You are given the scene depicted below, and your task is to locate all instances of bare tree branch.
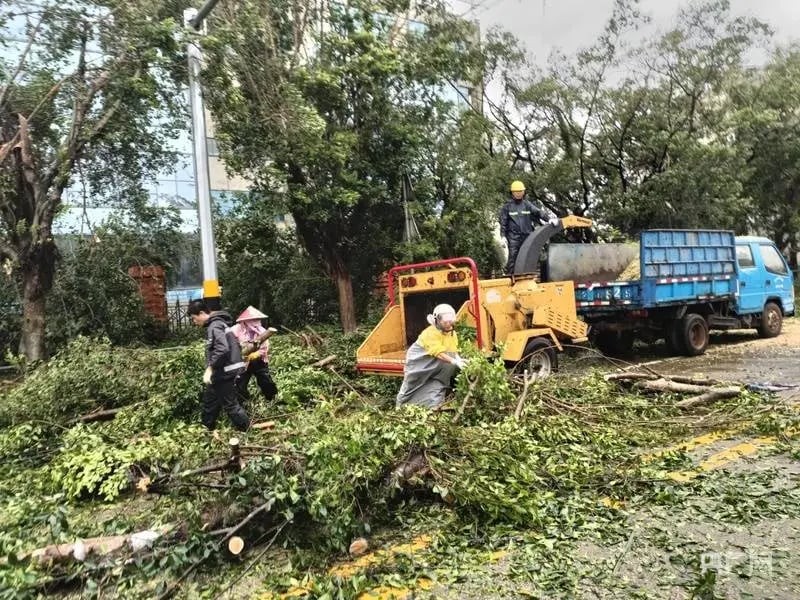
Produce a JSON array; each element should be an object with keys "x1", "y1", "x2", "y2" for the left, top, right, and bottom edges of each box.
[{"x1": 0, "y1": 13, "x2": 45, "y2": 108}]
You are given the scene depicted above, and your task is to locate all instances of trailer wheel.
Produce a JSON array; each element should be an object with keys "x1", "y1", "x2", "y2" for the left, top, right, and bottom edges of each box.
[
  {"x1": 679, "y1": 313, "x2": 709, "y2": 356},
  {"x1": 757, "y1": 302, "x2": 782, "y2": 338},
  {"x1": 593, "y1": 331, "x2": 635, "y2": 356},
  {"x1": 516, "y1": 338, "x2": 558, "y2": 379}
]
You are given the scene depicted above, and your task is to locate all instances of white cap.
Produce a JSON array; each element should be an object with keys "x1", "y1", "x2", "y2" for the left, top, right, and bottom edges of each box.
[
  {"x1": 433, "y1": 303, "x2": 456, "y2": 318},
  {"x1": 427, "y1": 303, "x2": 456, "y2": 326}
]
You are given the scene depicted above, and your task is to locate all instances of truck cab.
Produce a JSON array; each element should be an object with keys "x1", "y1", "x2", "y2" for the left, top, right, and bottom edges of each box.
[{"x1": 734, "y1": 236, "x2": 795, "y2": 323}]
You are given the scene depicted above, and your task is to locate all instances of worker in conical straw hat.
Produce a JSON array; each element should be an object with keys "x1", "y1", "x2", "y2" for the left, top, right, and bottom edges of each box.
[
  {"x1": 230, "y1": 306, "x2": 279, "y2": 407},
  {"x1": 396, "y1": 303, "x2": 468, "y2": 409}
]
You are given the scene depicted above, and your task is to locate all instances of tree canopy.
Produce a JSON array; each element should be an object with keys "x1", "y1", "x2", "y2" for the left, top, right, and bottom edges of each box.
[{"x1": 0, "y1": 0, "x2": 186, "y2": 359}]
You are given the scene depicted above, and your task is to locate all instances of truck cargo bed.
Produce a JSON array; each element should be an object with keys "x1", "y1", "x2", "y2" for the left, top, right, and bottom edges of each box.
[{"x1": 574, "y1": 230, "x2": 737, "y2": 313}]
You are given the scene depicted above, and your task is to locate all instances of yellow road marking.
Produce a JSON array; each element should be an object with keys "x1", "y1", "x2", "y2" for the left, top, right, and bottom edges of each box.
[
  {"x1": 329, "y1": 535, "x2": 432, "y2": 578},
  {"x1": 357, "y1": 578, "x2": 433, "y2": 600},
  {"x1": 272, "y1": 535, "x2": 433, "y2": 598},
  {"x1": 667, "y1": 436, "x2": 777, "y2": 482},
  {"x1": 641, "y1": 429, "x2": 741, "y2": 463},
  {"x1": 487, "y1": 549, "x2": 508, "y2": 562}
]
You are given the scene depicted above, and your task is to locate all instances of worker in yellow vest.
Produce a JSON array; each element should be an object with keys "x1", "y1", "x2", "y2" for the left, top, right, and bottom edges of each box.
[{"x1": 396, "y1": 303, "x2": 467, "y2": 409}]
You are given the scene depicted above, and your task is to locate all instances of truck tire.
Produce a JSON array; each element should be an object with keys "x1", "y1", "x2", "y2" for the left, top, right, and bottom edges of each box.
[
  {"x1": 517, "y1": 337, "x2": 558, "y2": 379},
  {"x1": 679, "y1": 313, "x2": 709, "y2": 356},
  {"x1": 664, "y1": 321, "x2": 684, "y2": 355},
  {"x1": 593, "y1": 331, "x2": 635, "y2": 356},
  {"x1": 757, "y1": 302, "x2": 782, "y2": 338}
]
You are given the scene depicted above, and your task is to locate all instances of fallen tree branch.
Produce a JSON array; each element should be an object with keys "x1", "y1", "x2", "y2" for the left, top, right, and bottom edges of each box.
[
  {"x1": 675, "y1": 387, "x2": 742, "y2": 410},
  {"x1": 69, "y1": 401, "x2": 146, "y2": 425},
  {"x1": 310, "y1": 355, "x2": 337, "y2": 368},
  {"x1": 452, "y1": 375, "x2": 479, "y2": 424},
  {"x1": 304, "y1": 325, "x2": 325, "y2": 345},
  {"x1": 70, "y1": 407, "x2": 125, "y2": 424},
  {"x1": 607, "y1": 371, "x2": 727, "y2": 388},
  {"x1": 149, "y1": 440, "x2": 244, "y2": 493},
  {"x1": 668, "y1": 375, "x2": 724, "y2": 387},
  {"x1": 514, "y1": 369, "x2": 536, "y2": 420},
  {"x1": 635, "y1": 378, "x2": 710, "y2": 394},
  {"x1": 16, "y1": 525, "x2": 174, "y2": 565},
  {"x1": 158, "y1": 500, "x2": 277, "y2": 600},
  {"x1": 211, "y1": 520, "x2": 290, "y2": 600},
  {"x1": 389, "y1": 452, "x2": 429, "y2": 484},
  {"x1": 604, "y1": 372, "x2": 657, "y2": 382}
]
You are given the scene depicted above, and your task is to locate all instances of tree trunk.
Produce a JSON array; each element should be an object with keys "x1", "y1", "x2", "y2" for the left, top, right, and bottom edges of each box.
[
  {"x1": 19, "y1": 238, "x2": 57, "y2": 362},
  {"x1": 333, "y1": 268, "x2": 357, "y2": 334},
  {"x1": 20, "y1": 273, "x2": 47, "y2": 361}
]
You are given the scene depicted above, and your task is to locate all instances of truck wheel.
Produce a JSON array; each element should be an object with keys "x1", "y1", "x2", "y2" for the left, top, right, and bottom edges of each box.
[
  {"x1": 679, "y1": 314, "x2": 709, "y2": 356},
  {"x1": 757, "y1": 302, "x2": 782, "y2": 338},
  {"x1": 593, "y1": 331, "x2": 635, "y2": 356},
  {"x1": 664, "y1": 322, "x2": 684, "y2": 355},
  {"x1": 517, "y1": 338, "x2": 558, "y2": 379}
]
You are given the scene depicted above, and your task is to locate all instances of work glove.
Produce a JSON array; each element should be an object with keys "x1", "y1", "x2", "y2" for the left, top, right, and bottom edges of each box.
[
  {"x1": 548, "y1": 217, "x2": 560, "y2": 227},
  {"x1": 247, "y1": 351, "x2": 261, "y2": 362},
  {"x1": 202, "y1": 366, "x2": 212, "y2": 385},
  {"x1": 453, "y1": 356, "x2": 468, "y2": 370}
]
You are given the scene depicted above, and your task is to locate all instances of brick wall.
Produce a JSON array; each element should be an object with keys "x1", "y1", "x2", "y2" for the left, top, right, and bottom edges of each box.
[{"x1": 128, "y1": 265, "x2": 167, "y2": 322}]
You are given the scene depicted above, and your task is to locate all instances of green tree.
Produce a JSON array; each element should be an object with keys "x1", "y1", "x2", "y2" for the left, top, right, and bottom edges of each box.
[
  {"x1": 733, "y1": 47, "x2": 800, "y2": 266},
  {"x1": 214, "y1": 197, "x2": 339, "y2": 327},
  {"x1": 202, "y1": 0, "x2": 485, "y2": 333},
  {"x1": 0, "y1": 0, "x2": 185, "y2": 360},
  {"x1": 593, "y1": 0, "x2": 768, "y2": 232},
  {"x1": 412, "y1": 111, "x2": 508, "y2": 275},
  {"x1": 484, "y1": 0, "x2": 770, "y2": 235}
]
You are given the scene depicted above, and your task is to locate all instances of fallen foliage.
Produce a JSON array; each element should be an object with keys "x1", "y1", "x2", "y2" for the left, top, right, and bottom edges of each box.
[{"x1": 0, "y1": 330, "x2": 797, "y2": 599}]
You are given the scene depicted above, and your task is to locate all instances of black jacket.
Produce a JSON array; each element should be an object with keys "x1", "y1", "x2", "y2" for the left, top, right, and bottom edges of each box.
[
  {"x1": 204, "y1": 311, "x2": 245, "y2": 381},
  {"x1": 499, "y1": 198, "x2": 547, "y2": 239}
]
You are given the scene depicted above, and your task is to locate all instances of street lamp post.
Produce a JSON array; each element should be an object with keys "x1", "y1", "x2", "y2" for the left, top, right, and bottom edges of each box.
[{"x1": 184, "y1": 0, "x2": 222, "y2": 310}]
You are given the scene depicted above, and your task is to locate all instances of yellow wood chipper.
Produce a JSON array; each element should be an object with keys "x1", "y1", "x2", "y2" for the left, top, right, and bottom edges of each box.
[{"x1": 356, "y1": 216, "x2": 594, "y2": 376}]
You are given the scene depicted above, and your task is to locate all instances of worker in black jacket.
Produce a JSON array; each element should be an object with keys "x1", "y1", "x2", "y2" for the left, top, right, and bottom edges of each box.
[
  {"x1": 188, "y1": 300, "x2": 249, "y2": 431},
  {"x1": 499, "y1": 180, "x2": 559, "y2": 274}
]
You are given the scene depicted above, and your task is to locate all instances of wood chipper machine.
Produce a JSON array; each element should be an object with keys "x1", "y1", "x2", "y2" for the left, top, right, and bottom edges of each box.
[{"x1": 356, "y1": 216, "x2": 594, "y2": 377}]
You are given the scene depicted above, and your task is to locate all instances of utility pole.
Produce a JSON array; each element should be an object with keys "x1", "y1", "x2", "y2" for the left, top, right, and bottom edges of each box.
[{"x1": 184, "y1": 0, "x2": 222, "y2": 310}]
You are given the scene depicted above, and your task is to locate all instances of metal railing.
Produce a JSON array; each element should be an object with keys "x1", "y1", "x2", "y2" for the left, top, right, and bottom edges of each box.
[{"x1": 167, "y1": 300, "x2": 193, "y2": 331}]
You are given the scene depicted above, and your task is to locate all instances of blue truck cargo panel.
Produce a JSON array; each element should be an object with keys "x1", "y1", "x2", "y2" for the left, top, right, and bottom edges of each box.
[{"x1": 575, "y1": 229, "x2": 737, "y2": 311}]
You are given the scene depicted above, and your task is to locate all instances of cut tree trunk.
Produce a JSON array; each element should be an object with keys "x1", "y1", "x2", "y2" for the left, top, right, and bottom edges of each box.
[{"x1": 333, "y1": 268, "x2": 357, "y2": 334}]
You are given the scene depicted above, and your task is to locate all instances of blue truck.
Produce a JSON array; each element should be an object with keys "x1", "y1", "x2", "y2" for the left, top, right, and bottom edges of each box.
[{"x1": 546, "y1": 229, "x2": 795, "y2": 356}]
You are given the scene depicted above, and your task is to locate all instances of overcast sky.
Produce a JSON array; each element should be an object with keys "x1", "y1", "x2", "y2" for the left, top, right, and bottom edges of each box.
[{"x1": 449, "y1": 0, "x2": 800, "y2": 64}]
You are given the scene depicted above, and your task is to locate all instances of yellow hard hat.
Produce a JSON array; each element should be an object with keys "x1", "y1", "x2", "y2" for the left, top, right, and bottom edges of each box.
[{"x1": 510, "y1": 180, "x2": 526, "y2": 193}]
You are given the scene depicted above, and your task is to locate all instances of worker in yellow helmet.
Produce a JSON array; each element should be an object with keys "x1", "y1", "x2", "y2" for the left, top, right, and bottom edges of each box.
[{"x1": 499, "y1": 180, "x2": 558, "y2": 274}]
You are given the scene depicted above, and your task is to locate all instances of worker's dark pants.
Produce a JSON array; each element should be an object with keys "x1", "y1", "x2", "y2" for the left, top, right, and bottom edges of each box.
[
  {"x1": 202, "y1": 378, "x2": 250, "y2": 431},
  {"x1": 505, "y1": 236, "x2": 525, "y2": 275},
  {"x1": 236, "y1": 360, "x2": 278, "y2": 406}
]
